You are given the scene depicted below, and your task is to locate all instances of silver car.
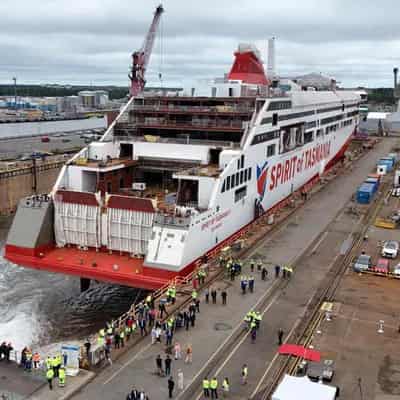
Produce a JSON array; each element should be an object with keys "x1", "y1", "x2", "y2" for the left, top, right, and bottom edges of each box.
[
  {"x1": 353, "y1": 254, "x2": 372, "y2": 272},
  {"x1": 381, "y1": 240, "x2": 399, "y2": 259}
]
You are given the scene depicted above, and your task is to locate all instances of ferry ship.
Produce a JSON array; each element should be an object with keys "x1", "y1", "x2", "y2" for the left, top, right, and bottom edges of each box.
[{"x1": 4, "y1": 44, "x2": 361, "y2": 290}]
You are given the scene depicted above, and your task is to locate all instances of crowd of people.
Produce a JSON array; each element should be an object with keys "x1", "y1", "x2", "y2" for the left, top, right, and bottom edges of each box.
[
  {"x1": 0, "y1": 342, "x2": 13, "y2": 362},
  {"x1": 91, "y1": 256, "x2": 288, "y2": 398}
]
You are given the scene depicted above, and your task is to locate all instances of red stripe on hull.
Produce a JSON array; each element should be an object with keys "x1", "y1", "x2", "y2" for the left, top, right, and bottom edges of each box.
[{"x1": 4, "y1": 137, "x2": 351, "y2": 290}]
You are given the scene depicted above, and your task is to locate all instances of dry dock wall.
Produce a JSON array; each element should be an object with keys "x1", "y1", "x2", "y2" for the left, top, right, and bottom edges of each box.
[{"x1": 0, "y1": 161, "x2": 64, "y2": 215}]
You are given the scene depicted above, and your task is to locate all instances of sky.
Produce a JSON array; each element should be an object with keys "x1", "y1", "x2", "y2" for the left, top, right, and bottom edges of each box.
[{"x1": 0, "y1": 0, "x2": 399, "y2": 88}]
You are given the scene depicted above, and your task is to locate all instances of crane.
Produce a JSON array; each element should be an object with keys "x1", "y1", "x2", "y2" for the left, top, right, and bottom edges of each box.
[{"x1": 129, "y1": 4, "x2": 164, "y2": 97}]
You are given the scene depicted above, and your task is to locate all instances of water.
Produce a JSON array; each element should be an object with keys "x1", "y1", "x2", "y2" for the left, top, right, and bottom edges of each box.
[
  {"x1": 0, "y1": 217, "x2": 142, "y2": 352},
  {"x1": 0, "y1": 117, "x2": 106, "y2": 140}
]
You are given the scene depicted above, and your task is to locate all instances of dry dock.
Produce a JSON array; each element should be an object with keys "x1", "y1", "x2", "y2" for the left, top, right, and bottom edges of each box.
[{"x1": 3, "y1": 137, "x2": 398, "y2": 400}]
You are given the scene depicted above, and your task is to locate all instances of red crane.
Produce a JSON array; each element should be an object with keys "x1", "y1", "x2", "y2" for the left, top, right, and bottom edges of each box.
[{"x1": 129, "y1": 4, "x2": 164, "y2": 97}]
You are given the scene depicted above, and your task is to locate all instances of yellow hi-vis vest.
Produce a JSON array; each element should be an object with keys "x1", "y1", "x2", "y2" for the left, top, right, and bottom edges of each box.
[
  {"x1": 46, "y1": 369, "x2": 54, "y2": 380},
  {"x1": 203, "y1": 379, "x2": 210, "y2": 389},
  {"x1": 210, "y1": 379, "x2": 218, "y2": 389}
]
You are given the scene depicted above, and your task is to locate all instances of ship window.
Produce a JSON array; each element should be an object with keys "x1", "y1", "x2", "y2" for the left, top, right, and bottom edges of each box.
[
  {"x1": 240, "y1": 155, "x2": 245, "y2": 169},
  {"x1": 316, "y1": 129, "x2": 323, "y2": 137},
  {"x1": 261, "y1": 117, "x2": 272, "y2": 125},
  {"x1": 244, "y1": 169, "x2": 248, "y2": 181},
  {"x1": 272, "y1": 113, "x2": 278, "y2": 126},
  {"x1": 211, "y1": 87, "x2": 217, "y2": 97},
  {"x1": 237, "y1": 159, "x2": 240, "y2": 169},
  {"x1": 267, "y1": 144, "x2": 276, "y2": 157},
  {"x1": 231, "y1": 174, "x2": 236, "y2": 188},
  {"x1": 119, "y1": 177, "x2": 124, "y2": 189},
  {"x1": 240, "y1": 170, "x2": 244, "y2": 184},
  {"x1": 221, "y1": 180, "x2": 226, "y2": 193},
  {"x1": 229, "y1": 87, "x2": 234, "y2": 97},
  {"x1": 235, "y1": 186, "x2": 247, "y2": 203},
  {"x1": 247, "y1": 167, "x2": 252, "y2": 181},
  {"x1": 107, "y1": 182, "x2": 112, "y2": 193},
  {"x1": 236, "y1": 172, "x2": 240, "y2": 186},
  {"x1": 226, "y1": 176, "x2": 231, "y2": 190},
  {"x1": 304, "y1": 131, "x2": 314, "y2": 144}
]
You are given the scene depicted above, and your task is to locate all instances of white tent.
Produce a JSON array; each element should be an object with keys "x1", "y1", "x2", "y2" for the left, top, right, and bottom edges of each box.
[{"x1": 272, "y1": 375, "x2": 337, "y2": 400}]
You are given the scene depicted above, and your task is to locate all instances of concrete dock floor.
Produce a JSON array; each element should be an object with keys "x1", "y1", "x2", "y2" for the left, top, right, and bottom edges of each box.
[{"x1": 2, "y1": 137, "x2": 398, "y2": 400}]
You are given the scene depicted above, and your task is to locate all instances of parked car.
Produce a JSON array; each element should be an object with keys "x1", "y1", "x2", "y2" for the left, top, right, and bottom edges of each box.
[
  {"x1": 373, "y1": 258, "x2": 390, "y2": 273},
  {"x1": 353, "y1": 254, "x2": 372, "y2": 272},
  {"x1": 393, "y1": 263, "x2": 400, "y2": 276},
  {"x1": 381, "y1": 240, "x2": 399, "y2": 258}
]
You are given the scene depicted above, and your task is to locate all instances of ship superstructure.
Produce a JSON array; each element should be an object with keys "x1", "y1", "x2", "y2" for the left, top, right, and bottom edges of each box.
[{"x1": 5, "y1": 40, "x2": 361, "y2": 289}]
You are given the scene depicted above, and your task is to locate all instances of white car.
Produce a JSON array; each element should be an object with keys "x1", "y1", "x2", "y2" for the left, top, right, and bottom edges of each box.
[
  {"x1": 393, "y1": 263, "x2": 400, "y2": 276},
  {"x1": 381, "y1": 240, "x2": 400, "y2": 259}
]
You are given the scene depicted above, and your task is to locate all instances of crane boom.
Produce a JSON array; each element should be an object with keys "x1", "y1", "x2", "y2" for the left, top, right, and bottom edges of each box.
[{"x1": 129, "y1": 4, "x2": 164, "y2": 97}]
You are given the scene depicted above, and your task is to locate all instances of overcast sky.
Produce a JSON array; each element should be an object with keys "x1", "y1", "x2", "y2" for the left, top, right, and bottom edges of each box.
[{"x1": 0, "y1": 0, "x2": 399, "y2": 88}]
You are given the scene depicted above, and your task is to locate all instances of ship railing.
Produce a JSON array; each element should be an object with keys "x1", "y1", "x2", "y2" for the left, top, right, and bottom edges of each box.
[
  {"x1": 131, "y1": 105, "x2": 254, "y2": 113},
  {"x1": 112, "y1": 135, "x2": 240, "y2": 148},
  {"x1": 134, "y1": 119, "x2": 245, "y2": 129}
]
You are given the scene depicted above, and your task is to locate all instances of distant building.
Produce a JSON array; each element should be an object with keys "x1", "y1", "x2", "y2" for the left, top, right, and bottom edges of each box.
[{"x1": 78, "y1": 90, "x2": 109, "y2": 109}]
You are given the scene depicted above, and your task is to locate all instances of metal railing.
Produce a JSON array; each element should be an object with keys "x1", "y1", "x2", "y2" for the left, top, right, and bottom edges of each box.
[
  {"x1": 112, "y1": 135, "x2": 240, "y2": 148},
  {"x1": 131, "y1": 105, "x2": 254, "y2": 114}
]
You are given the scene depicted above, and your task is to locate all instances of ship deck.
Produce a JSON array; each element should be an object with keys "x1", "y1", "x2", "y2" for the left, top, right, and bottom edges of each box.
[{"x1": 5, "y1": 246, "x2": 170, "y2": 290}]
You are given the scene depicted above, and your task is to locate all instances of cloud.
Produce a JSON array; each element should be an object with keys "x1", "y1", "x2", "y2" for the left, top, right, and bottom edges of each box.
[{"x1": 0, "y1": 0, "x2": 398, "y2": 87}]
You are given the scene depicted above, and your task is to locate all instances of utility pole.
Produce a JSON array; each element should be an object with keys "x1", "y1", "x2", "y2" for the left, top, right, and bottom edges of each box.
[{"x1": 13, "y1": 77, "x2": 17, "y2": 109}]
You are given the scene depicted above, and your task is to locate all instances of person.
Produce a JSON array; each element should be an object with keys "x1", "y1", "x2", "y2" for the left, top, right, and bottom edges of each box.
[
  {"x1": 84, "y1": 338, "x2": 91, "y2": 359},
  {"x1": 287, "y1": 265, "x2": 293, "y2": 279},
  {"x1": 174, "y1": 342, "x2": 181, "y2": 360},
  {"x1": 171, "y1": 286, "x2": 177, "y2": 305},
  {"x1": 156, "y1": 354, "x2": 163, "y2": 376},
  {"x1": 211, "y1": 288, "x2": 217, "y2": 304},
  {"x1": 205, "y1": 288, "x2": 210, "y2": 304},
  {"x1": 222, "y1": 377, "x2": 230, "y2": 397},
  {"x1": 105, "y1": 345, "x2": 112, "y2": 366},
  {"x1": 114, "y1": 331, "x2": 121, "y2": 349},
  {"x1": 250, "y1": 259, "x2": 255, "y2": 272},
  {"x1": 282, "y1": 265, "x2": 287, "y2": 279},
  {"x1": 240, "y1": 276, "x2": 248, "y2": 294},
  {"x1": 241, "y1": 364, "x2": 248, "y2": 385},
  {"x1": 32, "y1": 352, "x2": 40, "y2": 369},
  {"x1": 151, "y1": 327, "x2": 158, "y2": 345},
  {"x1": 178, "y1": 369, "x2": 184, "y2": 390},
  {"x1": 189, "y1": 308, "x2": 196, "y2": 327},
  {"x1": 130, "y1": 388, "x2": 139, "y2": 400},
  {"x1": 165, "y1": 354, "x2": 172, "y2": 376},
  {"x1": 203, "y1": 377, "x2": 210, "y2": 398},
  {"x1": 59, "y1": 366, "x2": 66, "y2": 387},
  {"x1": 120, "y1": 329, "x2": 125, "y2": 347},
  {"x1": 250, "y1": 321, "x2": 257, "y2": 343},
  {"x1": 278, "y1": 328, "x2": 284, "y2": 345},
  {"x1": 248, "y1": 276, "x2": 255, "y2": 293},
  {"x1": 230, "y1": 265, "x2": 236, "y2": 281},
  {"x1": 25, "y1": 349, "x2": 32, "y2": 371},
  {"x1": 45, "y1": 356, "x2": 52, "y2": 370},
  {"x1": 185, "y1": 344, "x2": 192, "y2": 363},
  {"x1": 210, "y1": 377, "x2": 218, "y2": 399},
  {"x1": 139, "y1": 318, "x2": 147, "y2": 337},
  {"x1": 46, "y1": 367, "x2": 54, "y2": 390},
  {"x1": 192, "y1": 289, "x2": 198, "y2": 302},
  {"x1": 5, "y1": 343, "x2": 12, "y2": 362},
  {"x1": 159, "y1": 301, "x2": 167, "y2": 319},
  {"x1": 261, "y1": 266, "x2": 268, "y2": 281},
  {"x1": 221, "y1": 290, "x2": 227, "y2": 305},
  {"x1": 257, "y1": 261, "x2": 262, "y2": 271},
  {"x1": 168, "y1": 376, "x2": 175, "y2": 398},
  {"x1": 275, "y1": 264, "x2": 280, "y2": 278}
]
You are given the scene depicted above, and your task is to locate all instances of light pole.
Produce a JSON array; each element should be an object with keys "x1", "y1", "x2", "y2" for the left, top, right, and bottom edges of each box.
[{"x1": 12, "y1": 77, "x2": 17, "y2": 109}]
